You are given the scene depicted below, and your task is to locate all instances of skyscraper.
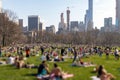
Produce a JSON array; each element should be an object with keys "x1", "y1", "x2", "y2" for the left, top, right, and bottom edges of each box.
[
  {"x1": 0, "y1": 0, "x2": 2, "y2": 13},
  {"x1": 70, "y1": 21, "x2": 79, "y2": 32},
  {"x1": 46, "y1": 25, "x2": 55, "y2": 33},
  {"x1": 39, "y1": 22, "x2": 43, "y2": 31},
  {"x1": 104, "y1": 17, "x2": 112, "y2": 27},
  {"x1": 28, "y1": 15, "x2": 40, "y2": 31},
  {"x1": 103, "y1": 17, "x2": 114, "y2": 32},
  {"x1": 18, "y1": 19, "x2": 23, "y2": 31},
  {"x1": 116, "y1": 0, "x2": 120, "y2": 29},
  {"x1": 67, "y1": 7, "x2": 70, "y2": 31},
  {"x1": 84, "y1": 0, "x2": 93, "y2": 31},
  {"x1": 18, "y1": 19, "x2": 23, "y2": 27},
  {"x1": 79, "y1": 21, "x2": 85, "y2": 32},
  {"x1": 61, "y1": 13, "x2": 64, "y2": 23},
  {"x1": 58, "y1": 13, "x2": 67, "y2": 33},
  {"x1": 89, "y1": 0, "x2": 93, "y2": 22}
]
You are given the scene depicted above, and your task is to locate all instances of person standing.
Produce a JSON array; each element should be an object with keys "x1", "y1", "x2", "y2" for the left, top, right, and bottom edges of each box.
[
  {"x1": 105, "y1": 47, "x2": 110, "y2": 59},
  {"x1": 25, "y1": 47, "x2": 30, "y2": 58},
  {"x1": 40, "y1": 46, "x2": 44, "y2": 55},
  {"x1": 114, "y1": 48, "x2": 119, "y2": 60},
  {"x1": 61, "y1": 48, "x2": 65, "y2": 56},
  {"x1": 17, "y1": 47, "x2": 19, "y2": 55},
  {"x1": 98, "y1": 47, "x2": 103, "y2": 57},
  {"x1": 0, "y1": 46, "x2": 2, "y2": 57},
  {"x1": 72, "y1": 47, "x2": 78, "y2": 62},
  {"x1": 20, "y1": 48, "x2": 23, "y2": 56}
]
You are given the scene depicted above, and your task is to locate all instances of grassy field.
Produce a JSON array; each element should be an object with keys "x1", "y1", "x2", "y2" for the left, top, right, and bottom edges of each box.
[{"x1": 0, "y1": 54, "x2": 120, "y2": 80}]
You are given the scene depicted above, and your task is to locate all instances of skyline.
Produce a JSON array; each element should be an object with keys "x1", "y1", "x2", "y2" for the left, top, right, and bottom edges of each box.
[{"x1": 2, "y1": 0, "x2": 115, "y2": 30}]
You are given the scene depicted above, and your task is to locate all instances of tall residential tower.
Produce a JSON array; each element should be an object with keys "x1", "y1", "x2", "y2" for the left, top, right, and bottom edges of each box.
[
  {"x1": 67, "y1": 7, "x2": 70, "y2": 31},
  {"x1": 58, "y1": 13, "x2": 67, "y2": 33},
  {"x1": 116, "y1": 0, "x2": 120, "y2": 29},
  {"x1": 89, "y1": 0, "x2": 93, "y2": 21},
  {"x1": 84, "y1": 0, "x2": 93, "y2": 31},
  {"x1": 0, "y1": 0, "x2": 2, "y2": 12}
]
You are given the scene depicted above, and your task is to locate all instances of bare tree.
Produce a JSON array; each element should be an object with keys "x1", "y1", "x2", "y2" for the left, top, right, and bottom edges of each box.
[{"x1": 0, "y1": 9, "x2": 23, "y2": 46}]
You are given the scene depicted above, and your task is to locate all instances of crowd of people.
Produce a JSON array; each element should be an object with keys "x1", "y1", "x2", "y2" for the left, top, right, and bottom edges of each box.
[{"x1": 0, "y1": 44, "x2": 119, "y2": 80}]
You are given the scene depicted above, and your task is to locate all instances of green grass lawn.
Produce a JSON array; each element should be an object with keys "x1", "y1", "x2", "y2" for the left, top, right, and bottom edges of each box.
[{"x1": 0, "y1": 54, "x2": 120, "y2": 80}]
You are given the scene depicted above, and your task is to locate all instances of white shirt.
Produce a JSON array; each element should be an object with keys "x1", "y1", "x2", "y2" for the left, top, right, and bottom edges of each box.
[
  {"x1": 7, "y1": 57, "x2": 15, "y2": 64},
  {"x1": 41, "y1": 55, "x2": 46, "y2": 61}
]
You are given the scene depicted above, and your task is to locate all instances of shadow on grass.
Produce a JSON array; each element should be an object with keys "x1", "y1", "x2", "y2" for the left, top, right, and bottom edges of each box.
[
  {"x1": 24, "y1": 73, "x2": 37, "y2": 77},
  {"x1": 117, "y1": 68, "x2": 120, "y2": 72},
  {"x1": 90, "y1": 71, "x2": 97, "y2": 74}
]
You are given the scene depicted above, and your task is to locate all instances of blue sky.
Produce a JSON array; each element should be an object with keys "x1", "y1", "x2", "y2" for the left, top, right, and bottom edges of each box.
[{"x1": 2, "y1": 0, "x2": 115, "y2": 30}]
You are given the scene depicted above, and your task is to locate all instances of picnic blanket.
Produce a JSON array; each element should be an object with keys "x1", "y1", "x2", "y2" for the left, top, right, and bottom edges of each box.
[
  {"x1": 72, "y1": 63, "x2": 96, "y2": 67},
  {"x1": 37, "y1": 74, "x2": 74, "y2": 80},
  {"x1": 91, "y1": 76, "x2": 100, "y2": 80},
  {"x1": 62, "y1": 74, "x2": 74, "y2": 79}
]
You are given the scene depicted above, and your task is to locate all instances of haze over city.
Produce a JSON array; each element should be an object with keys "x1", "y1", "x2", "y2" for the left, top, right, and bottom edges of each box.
[
  {"x1": 1, "y1": 1, "x2": 120, "y2": 80},
  {"x1": 3, "y1": 0, "x2": 115, "y2": 30}
]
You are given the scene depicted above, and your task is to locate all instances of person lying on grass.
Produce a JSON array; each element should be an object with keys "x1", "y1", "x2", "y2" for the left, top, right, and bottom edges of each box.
[
  {"x1": 54, "y1": 55, "x2": 64, "y2": 62},
  {"x1": 15, "y1": 56, "x2": 37, "y2": 69},
  {"x1": 72, "y1": 58, "x2": 95, "y2": 67},
  {"x1": 93, "y1": 65, "x2": 116, "y2": 80},
  {"x1": 0, "y1": 58, "x2": 6, "y2": 65}
]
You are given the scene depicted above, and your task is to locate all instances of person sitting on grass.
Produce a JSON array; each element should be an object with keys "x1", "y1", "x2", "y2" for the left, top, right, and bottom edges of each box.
[
  {"x1": 41, "y1": 53, "x2": 46, "y2": 61},
  {"x1": 53, "y1": 53, "x2": 64, "y2": 62},
  {"x1": 14, "y1": 56, "x2": 20, "y2": 67},
  {"x1": 46, "y1": 53, "x2": 52, "y2": 61},
  {"x1": 37, "y1": 61, "x2": 50, "y2": 80},
  {"x1": 50, "y1": 63, "x2": 74, "y2": 80},
  {"x1": 6, "y1": 55, "x2": 15, "y2": 65},
  {"x1": 50, "y1": 63, "x2": 63, "y2": 80},
  {"x1": 97, "y1": 65, "x2": 115, "y2": 80},
  {"x1": 17, "y1": 56, "x2": 26, "y2": 68},
  {"x1": 15, "y1": 56, "x2": 37, "y2": 69}
]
